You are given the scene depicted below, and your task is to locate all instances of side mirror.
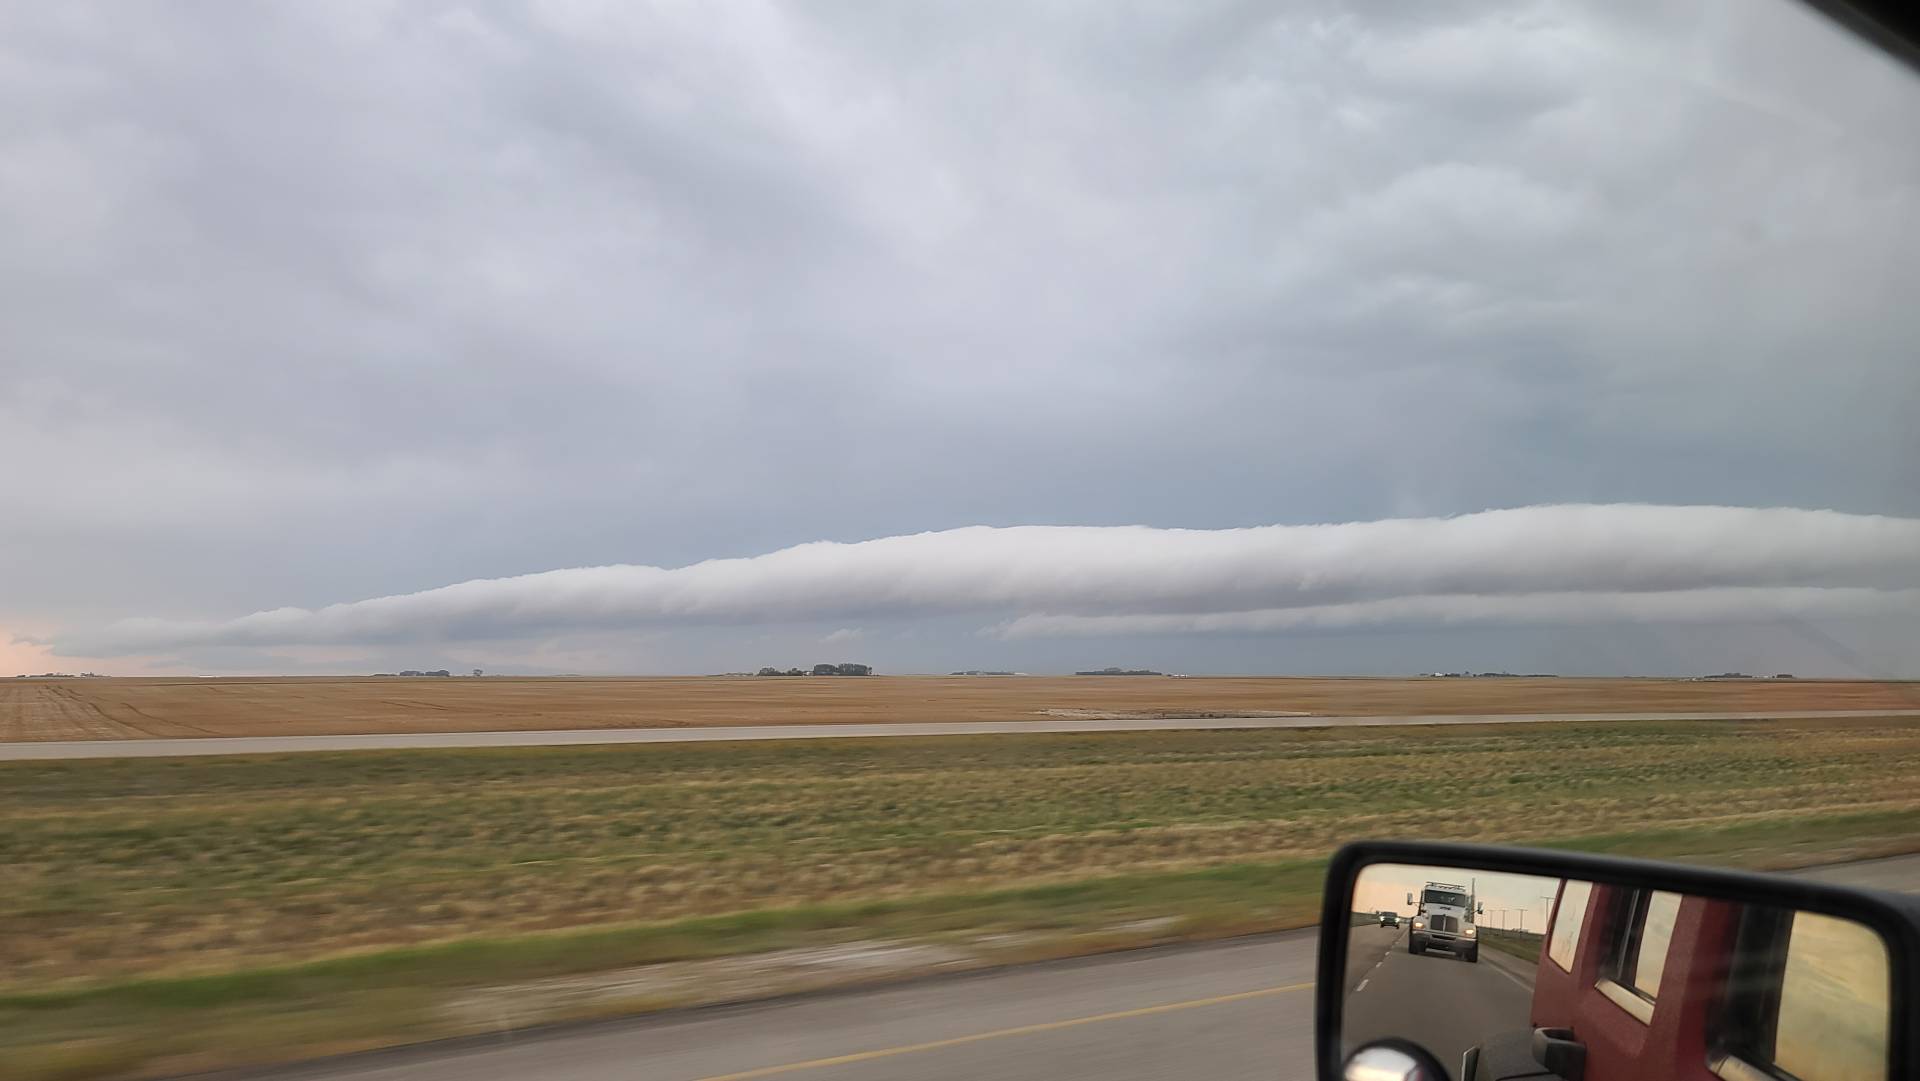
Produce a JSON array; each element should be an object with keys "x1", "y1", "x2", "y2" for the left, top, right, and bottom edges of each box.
[{"x1": 1316, "y1": 841, "x2": 1918, "y2": 1081}]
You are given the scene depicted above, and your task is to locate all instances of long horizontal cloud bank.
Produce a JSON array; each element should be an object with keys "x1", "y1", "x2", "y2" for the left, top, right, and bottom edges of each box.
[
  {"x1": 56, "y1": 505, "x2": 1920, "y2": 655},
  {"x1": 997, "y1": 588, "x2": 1920, "y2": 639}
]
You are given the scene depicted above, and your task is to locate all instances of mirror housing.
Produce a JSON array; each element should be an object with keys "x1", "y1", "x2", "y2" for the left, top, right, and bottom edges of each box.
[{"x1": 1315, "y1": 841, "x2": 1920, "y2": 1081}]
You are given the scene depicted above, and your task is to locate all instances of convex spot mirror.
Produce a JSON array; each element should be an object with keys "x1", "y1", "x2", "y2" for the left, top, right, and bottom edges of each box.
[{"x1": 1318, "y1": 843, "x2": 1915, "y2": 1081}]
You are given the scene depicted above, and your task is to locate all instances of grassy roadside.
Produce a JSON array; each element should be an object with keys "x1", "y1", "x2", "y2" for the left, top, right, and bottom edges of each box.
[
  {"x1": 12, "y1": 812, "x2": 1920, "y2": 1081},
  {"x1": 1476, "y1": 927, "x2": 1546, "y2": 964},
  {"x1": 7, "y1": 859, "x2": 1333, "y2": 1081},
  {"x1": 8, "y1": 718, "x2": 1920, "y2": 1079},
  {"x1": 14, "y1": 717, "x2": 1920, "y2": 988}
]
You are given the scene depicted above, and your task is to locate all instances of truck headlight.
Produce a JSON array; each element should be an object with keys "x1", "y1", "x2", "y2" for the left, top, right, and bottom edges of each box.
[
  {"x1": 1464, "y1": 927, "x2": 1476, "y2": 936},
  {"x1": 1411, "y1": 920, "x2": 1424, "y2": 930}
]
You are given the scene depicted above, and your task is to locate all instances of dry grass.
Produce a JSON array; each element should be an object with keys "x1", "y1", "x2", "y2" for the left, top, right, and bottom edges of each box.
[
  {"x1": 8, "y1": 716, "x2": 1920, "y2": 989},
  {"x1": 1477, "y1": 927, "x2": 1545, "y2": 963},
  {"x1": 3, "y1": 674, "x2": 1916, "y2": 741},
  {"x1": 9, "y1": 716, "x2": 1920, "y2": 1080}
]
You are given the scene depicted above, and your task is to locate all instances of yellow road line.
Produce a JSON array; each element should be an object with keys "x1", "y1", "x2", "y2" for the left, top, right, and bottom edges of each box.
[{"x1": 688, "y1": 981, "x2": 1313, "y2": 1081}]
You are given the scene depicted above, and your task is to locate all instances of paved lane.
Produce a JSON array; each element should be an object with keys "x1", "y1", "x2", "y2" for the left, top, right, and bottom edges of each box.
[
  {"x1": 233, "y1": 857, "x2": 1920, "y2": 1081},
  {"x1": 241, "y1": 934, "x2": 1321, "y2": 1081},
  {"x1": 9, "y1": 709, "x2": 1917, "y2": 760},
  {"x1": 1340, "y1": 923, "x2": 1536, "y2": 1070}
]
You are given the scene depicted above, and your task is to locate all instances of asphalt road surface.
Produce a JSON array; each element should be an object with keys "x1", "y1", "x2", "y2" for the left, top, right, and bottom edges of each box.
[
  {"x1": 239, "y1": 934, "x2": 1320, "y2": 1081},
  {"x1": 236, "y1": 856, "x2": 1920, "y2": 1081},
  {"x1": 9, "y1": 709, "x2": 1918, "y2": 760},
  {"x1": 1341, "y1": 922, "x2": 1537, "y2": 1070}
]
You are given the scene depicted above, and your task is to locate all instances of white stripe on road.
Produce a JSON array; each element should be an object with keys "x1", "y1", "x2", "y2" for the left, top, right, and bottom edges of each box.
[
  {"x1": 686, "y1": 983, "x2": 1315, "y2": 1081},
  {"x1": 1482, "y1": 958, "x2": 1535, "y2": 993}
]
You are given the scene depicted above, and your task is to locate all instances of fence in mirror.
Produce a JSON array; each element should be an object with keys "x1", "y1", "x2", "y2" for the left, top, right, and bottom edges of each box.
[{"x1": 1319, "y1": 842, "x2": 1917, "y2": 1081}]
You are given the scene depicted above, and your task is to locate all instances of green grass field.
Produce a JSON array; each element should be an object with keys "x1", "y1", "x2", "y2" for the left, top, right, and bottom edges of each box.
[
  {"x1": 7, "y1": 717, "x2": 1920, "y2": 1079},
  {"x1": 1477, "y1": 927, "x2": 1546, "y2": 963}
]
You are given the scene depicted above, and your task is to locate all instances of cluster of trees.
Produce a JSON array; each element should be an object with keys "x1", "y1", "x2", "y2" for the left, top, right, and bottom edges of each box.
[
  {"x1": 1074, "y1": 667, "x2": 1162, "y2": 676},
  {"x1": 373, "y1": 669, "x2": 452, "y2": 677},
  {"x1": 756, "y1": 663, "x2": 873, "y2": 676}
]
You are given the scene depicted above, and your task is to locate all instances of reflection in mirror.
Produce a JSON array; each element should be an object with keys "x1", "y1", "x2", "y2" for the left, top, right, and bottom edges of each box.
[
  {"x1": 1340, "y1": 862, "x2": 1892, "y2": 1081},
  {"x1": 1771, "y1": 912, "x2": 1889, "y2": 1081}
]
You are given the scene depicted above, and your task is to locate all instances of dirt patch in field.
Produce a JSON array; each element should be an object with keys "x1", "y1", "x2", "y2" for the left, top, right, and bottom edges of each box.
[
  {"x1": 4, "y1": 675, "x2": 1916, "y2": 741},
  {"x1": 0, "y1": 683, "x2": 142, "y2": 740}
]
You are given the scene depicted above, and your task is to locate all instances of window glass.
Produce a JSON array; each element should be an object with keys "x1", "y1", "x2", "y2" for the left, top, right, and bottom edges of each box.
[
  {"x1": 1548, "y1": 879, "x2": 1591, "y2": 973},
  {"x1": 1773, "y1": 912, "x2": 1889, "y2": 1081},
  {"x1": 1616, "y1": 890, "x2": 1681, "y2": 1000}
]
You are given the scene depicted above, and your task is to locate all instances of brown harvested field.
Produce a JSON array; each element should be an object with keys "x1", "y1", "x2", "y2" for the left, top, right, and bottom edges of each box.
[{"x1": 3, "y1": 674, "x2": 1917, "y2": 742}]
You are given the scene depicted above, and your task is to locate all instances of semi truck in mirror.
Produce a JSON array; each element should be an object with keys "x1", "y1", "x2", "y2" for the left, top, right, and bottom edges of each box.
[
  {"x1": 1320, "y1": 843, "x2": 1916, "y2": 1081},
  {"x1": 1408, "y1": 880, "x2": 1479, "y2": 963}
]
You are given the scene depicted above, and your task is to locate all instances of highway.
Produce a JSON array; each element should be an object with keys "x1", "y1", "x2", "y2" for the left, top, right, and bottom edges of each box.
[
  {"x1": 9, "y1": 709, "x2": 1918, "y2": 760},
  {"x1": 231, "y1": 855, "x2": 1920, "y2": 1081},
  {"x1": 1341, "y1": 922, "x2": 1537, "y2": 1069}
]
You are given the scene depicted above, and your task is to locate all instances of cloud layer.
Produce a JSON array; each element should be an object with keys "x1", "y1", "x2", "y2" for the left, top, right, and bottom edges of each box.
[
  {"x1": 57, "y1": 505, "x2": 1920, "y2": 656},
  {"x1": 998, "y1": 587, "x2": 1920, "y2": 639},
  {"x1": 5, "y1": 2, "x2": 1918, "y2": 674}
]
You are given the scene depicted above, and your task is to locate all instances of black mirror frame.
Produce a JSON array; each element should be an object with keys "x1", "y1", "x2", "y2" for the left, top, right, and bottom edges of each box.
[{"x1": 1314, "y1": 840, "x2": 1920, "y2": 1081}]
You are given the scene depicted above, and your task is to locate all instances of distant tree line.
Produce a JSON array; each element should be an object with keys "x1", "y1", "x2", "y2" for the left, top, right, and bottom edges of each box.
[{"x1": 756, "y1": 663, "x2": 873, "y2": 676}]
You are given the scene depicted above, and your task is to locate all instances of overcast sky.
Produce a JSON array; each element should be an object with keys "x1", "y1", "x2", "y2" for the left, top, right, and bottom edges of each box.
[
  {"x1": 4, "y1": 0, "x2": 1917, "y2": 678},
  {"x1": 1353, "y1": 863, "x2": 1562, "y2": 928}
]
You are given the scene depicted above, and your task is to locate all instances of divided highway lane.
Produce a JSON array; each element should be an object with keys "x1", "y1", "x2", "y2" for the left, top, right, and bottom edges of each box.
[
  {"x1": 239, "y1": 856, "x2": 1920, "y2": 1081},
  {"x1": 242, "y1": 934, "x2": 1321, "y2": 1081},
  {"x1": 1341, "y1": 924, "x2": 1536, "y2": 1070},
  {"x1": 8, "y1": 709, "x2": 1919, "y2": 760}
]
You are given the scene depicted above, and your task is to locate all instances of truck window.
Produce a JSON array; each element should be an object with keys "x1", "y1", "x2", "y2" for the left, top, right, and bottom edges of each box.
[
  {"x1": 1772, "y1": 912, "x2": 1889, "y2": 1081},
  {"x1": 1611, "y1": 890, "x2": 1682, "y2": 1001},
  {"x1": 1547, "y1": 879, "x2": 1592, "y2": 973}
]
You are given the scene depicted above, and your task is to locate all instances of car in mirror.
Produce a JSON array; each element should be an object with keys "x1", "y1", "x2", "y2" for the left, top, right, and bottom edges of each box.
[{"x1": 1315, "y1": 841, "x2": 1920, "y2": 1081}]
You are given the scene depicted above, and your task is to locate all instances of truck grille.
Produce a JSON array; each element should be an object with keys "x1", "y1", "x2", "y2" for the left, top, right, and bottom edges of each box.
[{"x1": 1431, "y1": 915, "x2": 1459, "y2": 934}]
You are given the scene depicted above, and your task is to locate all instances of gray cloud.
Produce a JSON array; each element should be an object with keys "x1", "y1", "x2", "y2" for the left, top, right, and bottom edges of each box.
[
  {"x1": 4, "y1": 1, "x2": 1919, "y2": 675},
  {"x1": 1000, "y1": 587, "x2": 1920, "y2": 639},
  {"x1": 55, "y1": 504, "x2": 1920, "y2": 655}
]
